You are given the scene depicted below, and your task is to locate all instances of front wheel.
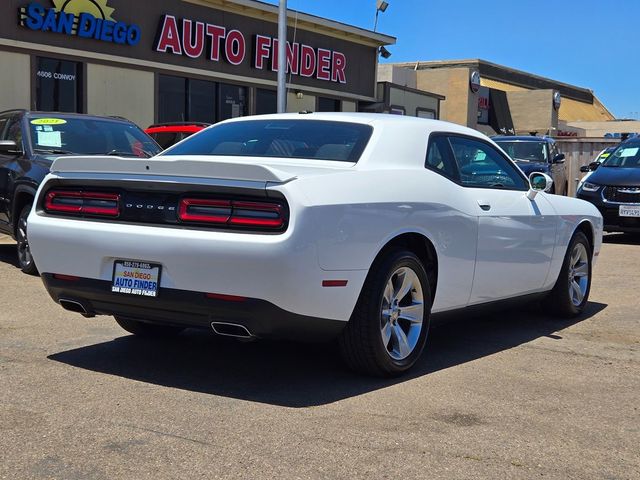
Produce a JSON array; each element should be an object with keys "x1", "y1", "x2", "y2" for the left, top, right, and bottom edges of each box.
[
  {"x1": 16, "y1": 204, "x2": 38, "y2": 275},
  {"x1": 548, "y1": 231, "x2": 592, "y2": 317},
  {"x1": 114, "y1": 316, "x2": 185, "y2": 337},
  {"x1": 339, "y1": 249, "x2": 431, "y2": 377}
]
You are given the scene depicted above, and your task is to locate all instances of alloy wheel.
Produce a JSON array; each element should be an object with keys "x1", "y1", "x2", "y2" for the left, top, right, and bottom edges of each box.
[
  {"x1": 380, "y1": 266, "x2": 424, "y2": 360},
  {"x1": 16, "y1": 214, "x2": 33, "y2": 269},
  {"x1": 568, "y1": 243, "x2": 589, "y2": 306}
]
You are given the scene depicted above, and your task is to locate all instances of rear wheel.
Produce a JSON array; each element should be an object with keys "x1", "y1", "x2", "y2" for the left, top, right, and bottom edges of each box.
[
  {"x1": 114, "y1": 316, "x2": 184, "y2": 337},
  {"x1": 16, "y1": 204, "x2": 38, "y2": 275},
  {"x1": 548, "y1": 231, "x2": 592, "y2": 317},
  {"x1": 339, "y1": 249, "x2": 431, "y2": 377}
]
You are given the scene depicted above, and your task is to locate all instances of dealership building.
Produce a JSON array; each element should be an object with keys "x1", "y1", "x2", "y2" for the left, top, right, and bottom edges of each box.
[
  {"x1": 0, "y1": 0, "x2": 408, "y2": 128},
  {"x1": 385, "y1": 59, "x2": 617, "y2": 137}
]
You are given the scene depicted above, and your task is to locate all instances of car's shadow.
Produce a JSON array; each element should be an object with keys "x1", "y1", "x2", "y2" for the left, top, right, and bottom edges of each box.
[
  {"x1": 48, "y1": 301, "x2": 607, "y2": 407},
  {"x1": 0, "y1": 243, "x2": 19, "y2": 269},
  {"x1": 603, "y1": 233, "x2": 640, "y2": 245}
]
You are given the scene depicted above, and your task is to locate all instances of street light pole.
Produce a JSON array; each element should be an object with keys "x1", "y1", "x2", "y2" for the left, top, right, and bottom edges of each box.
[{"x1": 277, "y1": 0, "x2": 287, "y2": 113}]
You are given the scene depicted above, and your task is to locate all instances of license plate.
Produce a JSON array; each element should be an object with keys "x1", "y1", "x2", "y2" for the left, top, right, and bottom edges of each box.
[
  {"x1": 619, "y1": 205, "x2": 640, "y2": 217},
  {"x1": 111, "y1": 260, "x2": 161, "y2": 297}
]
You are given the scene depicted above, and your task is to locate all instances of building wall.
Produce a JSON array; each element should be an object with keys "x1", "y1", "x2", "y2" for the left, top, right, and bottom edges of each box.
[
  {"x1": 377, "y1": 65, "x2": 417, "y2": 89},
  {"x1": 0, "y1": 51, "x2": 31, "y2": 112},
  {"x1": 342, "y1": 101, "x2": 357, "y2": 112},
  {"x1": 415, "y1": 67, "x2": 473, "y2": 126},
  {"x1": 388, "y1": 87, "x2": 439, "y2": 117},
  {"x1": 286, "y1": 92, "x2": 316, "y2": 113},
  {"x1": 506, "y1": 90, "x2": 557, "y2": 135},
  {"x1": 86, "y1": 64, "x2": 154, "y2": 128},
  {"x1": 563, "y1": 120, "x2": 640, "y2": 138}
]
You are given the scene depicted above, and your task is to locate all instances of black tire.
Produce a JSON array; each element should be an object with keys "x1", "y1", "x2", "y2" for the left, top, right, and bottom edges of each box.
[
  {"x1": 548, "y1": 231, "x2": 592, "y2": 317},
  {"x1": 16, "y1": 204, "x2": 38, "y2": 275},
  {"x1": 339, "y1": 249, "x2": 432, "y2": 377},
  {"x1": 114, "y1": 316, "x2": 185, "y2": 337}
]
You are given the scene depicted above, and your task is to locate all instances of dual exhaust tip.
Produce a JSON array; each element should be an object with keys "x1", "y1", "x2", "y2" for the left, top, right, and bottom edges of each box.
[{"x1": 59, "y1": 298, "x2": 253, "y2": 339}]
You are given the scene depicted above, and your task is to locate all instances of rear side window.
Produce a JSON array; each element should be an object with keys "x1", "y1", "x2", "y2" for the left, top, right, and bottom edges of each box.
[
  {"x1": 162, "y1": 120, "x2": 373, "y2": 162},
  {"x1": 449, "y1": 136, "x2": 528, "y2": 190}
]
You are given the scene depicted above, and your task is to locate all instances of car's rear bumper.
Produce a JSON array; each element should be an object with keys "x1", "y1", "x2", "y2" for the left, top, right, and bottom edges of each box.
[
  {"x1": 28, "y1": 213, "x2": 368, "y2": 321},
  {"x1": 42, "y1": 274, "x2": 346, "y2": 341}
]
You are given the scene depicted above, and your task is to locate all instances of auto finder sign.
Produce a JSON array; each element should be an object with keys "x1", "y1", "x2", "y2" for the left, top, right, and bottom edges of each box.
[{"x1": 155, "y1": 15, "x2": 347, "y2": 84}]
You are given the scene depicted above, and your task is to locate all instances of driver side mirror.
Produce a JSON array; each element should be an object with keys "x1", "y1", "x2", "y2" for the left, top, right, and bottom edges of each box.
[
  {"x1": 0, "y1": 140, "x2": 22, "y2": 155},
  {"x1": 580, "y1": 161, "x2": 600, "y2": 172},
  {"x1": 527, "y1": 172, "x2": 553, "y2": 200},
  {"x1": 552, "y1": 153, "x2": 565, "y2": 163}
]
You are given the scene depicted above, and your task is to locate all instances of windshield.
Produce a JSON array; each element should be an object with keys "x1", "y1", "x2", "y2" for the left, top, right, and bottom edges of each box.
[
  {"x1": 495, "y1": 141, "x2": 548, "y2": 162},
  {"x1": 27, "y1": 115, "x2": 161, "y2": 157},
  {"x1": 162, "y1": 120, "x2": 373, "y2": 162},
  {"x1": 602, "y1": 142, "x2": 640, "y2": 168}
]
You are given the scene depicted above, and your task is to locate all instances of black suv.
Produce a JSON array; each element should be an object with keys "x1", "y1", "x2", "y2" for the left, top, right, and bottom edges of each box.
[
  {"x1": 0, "y1": 110, "x2": 161, "y2": 274},
  {"x1": 577, "y1": 138, "x2": 640, "y2": 233},
  {"x1": 493, "y1": 136, "x2": 568, "y2": 195}
]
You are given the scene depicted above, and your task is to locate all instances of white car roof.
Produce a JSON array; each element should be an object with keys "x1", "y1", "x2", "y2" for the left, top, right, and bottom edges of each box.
[{"x1": 220, "y1": 112, "x2": 491, "y2": 170}]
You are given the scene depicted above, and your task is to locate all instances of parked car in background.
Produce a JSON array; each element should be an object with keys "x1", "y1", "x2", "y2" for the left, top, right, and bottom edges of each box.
[
  {"x1": 577, "y1": 138, "x2": 640, "y2": 233},
  {"x1": 493, "y1": 135, "x2": 568, "y2": 195},
  {"x1": 145, "y1": 122, "x2": 210, "y2": 149},
  {"x1": 28, "y1": 113, "x2": 602, "y2": 376},
  {"x1": 0, "y1": 110, "x2": 162, "y2": 274},
  {"x1": 576, "y1": 146, "x2": 618, "y2": 191}
]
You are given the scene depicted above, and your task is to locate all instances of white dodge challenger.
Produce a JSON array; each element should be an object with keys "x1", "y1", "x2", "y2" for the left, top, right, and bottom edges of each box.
[{"x1": 28, "y1": 113, "x2": 603, "y2": 376}]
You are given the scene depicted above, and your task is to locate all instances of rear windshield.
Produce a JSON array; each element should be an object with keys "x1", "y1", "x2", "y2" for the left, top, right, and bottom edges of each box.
[
  {"x1": 27, "y1": 115, "x2": 161, "y2": 158},
  {"x1": 162, "y1": 120, "x2": 373, "y2": 162}
]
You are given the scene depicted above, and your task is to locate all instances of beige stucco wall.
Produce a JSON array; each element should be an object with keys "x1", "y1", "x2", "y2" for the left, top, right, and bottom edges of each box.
[
  {"x1": 286, "y1": 92, "x2": 316, "y2": 113},
  {"x1": 341, "y1": 100, "x2": 357, "y2": 112},
  {"x1": 388, "y1": 87, "x2": 439, "y2": 117},
  {"x1": 563, "y1": 120, "x2": 640, "y2": 138},
  {"x1": 415, "y1": 67, "x2": 473, "y2": 127},
  {"x1": 506, "y1": 89, "x2": 557, "y2": 135},
  {"x1": 86, "y1": 64, "x2": 154, "y2": 128},
  {"x1": 0, "y1": 51, "x2": 31, "y2": 112}
]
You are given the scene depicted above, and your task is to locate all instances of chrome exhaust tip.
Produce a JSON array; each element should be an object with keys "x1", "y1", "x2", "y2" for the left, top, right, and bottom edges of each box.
[
  {"x1": 59, "y1": 299, "x2": 94, "y2": 317},
  {"x1": 211, "y1": 321, "x2": 253, "y2": 339}
]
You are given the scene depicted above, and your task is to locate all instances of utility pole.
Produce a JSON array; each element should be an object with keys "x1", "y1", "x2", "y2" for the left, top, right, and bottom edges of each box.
[{"x1": 277, "y1": 0, "x2": 287, "y2": 113}]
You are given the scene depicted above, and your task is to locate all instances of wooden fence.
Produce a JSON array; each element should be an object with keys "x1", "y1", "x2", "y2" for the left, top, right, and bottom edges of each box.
[{"x1": 555, "y1": 138, "x2": 620, "y2": 196}]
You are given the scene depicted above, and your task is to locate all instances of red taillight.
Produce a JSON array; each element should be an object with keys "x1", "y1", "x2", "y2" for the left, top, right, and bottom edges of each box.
[
  {"x1": 205, "y1": 292, "x2": 247, "y2": 302},
  {"x1": 179, "y1": 198, "x2": 285, "y2": 230},
  {"x1": 178, "y1": 199, "x2": 231, "y2": 224},
  {"x1": 45, "y1": 190, "x2": 120, "y2": 217},
  {"x1": 53, "y1": 274, "x2": 80, "y2": 282},
  {"x1": 229, "y1": 201, "x2": 284, "y2": 228}
]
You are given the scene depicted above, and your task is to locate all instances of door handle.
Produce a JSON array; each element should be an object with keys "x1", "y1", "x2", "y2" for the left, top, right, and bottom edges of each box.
[{"x1": 477, "y1": 200, "x2": 491, "y2": 211}]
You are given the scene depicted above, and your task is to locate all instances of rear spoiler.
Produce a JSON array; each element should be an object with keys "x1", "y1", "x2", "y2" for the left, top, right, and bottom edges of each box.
[{"x1": 50, "y1": 156, "x2": 297, "y2": 183}]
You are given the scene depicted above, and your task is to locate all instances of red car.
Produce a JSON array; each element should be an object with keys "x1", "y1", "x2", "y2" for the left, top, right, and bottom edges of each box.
[{"x1": 145, "y1": 122, "x2": 209, "y2": 149}]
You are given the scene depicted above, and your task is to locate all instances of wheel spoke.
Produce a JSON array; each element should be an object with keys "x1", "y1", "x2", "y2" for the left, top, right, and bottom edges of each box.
[
  {"x1": 574, "y1": 262, "x2": 588, "y2": 278},
  {"x1": 383, "y1": 282, "x2": 393, "y2": 306},
  {"x1": 571, "y1": 280, "x2": 583, "y2": 304},
  {"x1": 381, "y1": 322, "x2": 392, "y2": 347},
  {"x1": 393, "y1": 324, "x2": 411, "y2": 358},
  {"x1": 381, "y1": 308, "x2": 393, "y2": 319},
  {"x1": 394, "y1": 269, "x2": 416, "y2": 302},
  {"x1": 399, "y1": 303, "x2": 424, "y2": 323}
]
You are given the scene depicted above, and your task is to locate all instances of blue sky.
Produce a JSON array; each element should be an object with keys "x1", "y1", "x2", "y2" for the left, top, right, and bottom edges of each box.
[{"x1": 264, "y1": 0, "x2": 639, "y2": 119}]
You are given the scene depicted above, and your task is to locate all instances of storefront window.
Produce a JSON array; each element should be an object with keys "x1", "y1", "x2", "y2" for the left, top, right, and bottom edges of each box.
[
  {"x1": 218, "y1": 83, "x2": 247, "y2": 121},
  {"x1": 158, "y1": 75, "x2": 235, "y2": 123},
  {"x1": 35, "y1": 57, "x2": 82, "y2": 113},
  {"x1": 158, "y1": 75, "x2": 187, "y2": 123},
  {"x1": 317, "y1": 97, "x2": 341, "y2": 112},
  {"x1": 256, "y1": 89, "x2": 277, "y2": 115},
  {"x1": 188, "y1": 79, "x2": 216, "y2": 123}
]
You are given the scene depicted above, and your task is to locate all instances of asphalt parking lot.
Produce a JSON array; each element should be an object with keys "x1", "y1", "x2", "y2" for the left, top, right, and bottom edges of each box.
[{"x1": 0, "y1": 234, "x2": 638, "y2": 480}]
